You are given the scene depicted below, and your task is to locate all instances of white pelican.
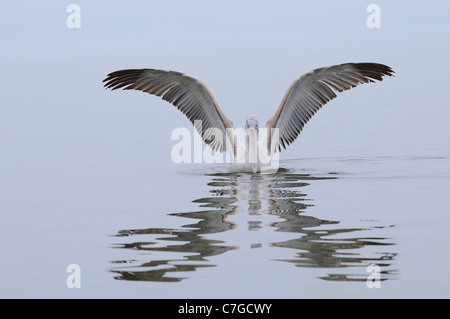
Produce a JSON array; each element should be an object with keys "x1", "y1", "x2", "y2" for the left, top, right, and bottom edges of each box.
[{"x1": 103, "y1": 63, "x2": 394, "y2": 173}]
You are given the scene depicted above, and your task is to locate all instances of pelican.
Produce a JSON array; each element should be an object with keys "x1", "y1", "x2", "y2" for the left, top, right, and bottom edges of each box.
[{"x1": 103, "y1": 62, "x2": 394, "y2": 173}]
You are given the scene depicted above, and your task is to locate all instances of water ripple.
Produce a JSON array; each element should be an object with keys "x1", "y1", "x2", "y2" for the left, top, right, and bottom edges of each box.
[{"x1": 110, "y1": 170, "x2": 396, "y2": 282}]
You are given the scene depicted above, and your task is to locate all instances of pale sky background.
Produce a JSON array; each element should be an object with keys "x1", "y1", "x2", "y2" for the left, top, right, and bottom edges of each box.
[{"x1": 1, "y1": 1, "x2": 449, "y2": 162}]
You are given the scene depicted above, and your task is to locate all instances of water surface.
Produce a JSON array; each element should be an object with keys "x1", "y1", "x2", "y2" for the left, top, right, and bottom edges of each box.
[{"x1": 110, "y1": 170, "x2": 397, "y2": 284}]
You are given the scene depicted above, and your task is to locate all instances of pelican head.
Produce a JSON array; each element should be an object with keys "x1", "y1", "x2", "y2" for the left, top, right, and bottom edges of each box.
[
  {"x1": 245, "y1": 115, "x2": 259, "y2": 133},
  {"x1": 244, "y1": 114, "x2": 259, "y2": 147},
  {"x1": 245, "y1": 115, "x2": 259, "y2": 173}
]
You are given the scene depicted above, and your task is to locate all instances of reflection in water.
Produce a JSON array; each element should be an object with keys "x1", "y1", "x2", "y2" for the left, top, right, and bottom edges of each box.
[{"x1": 110, "y1": 169, "x2": 396, "y2": 282}]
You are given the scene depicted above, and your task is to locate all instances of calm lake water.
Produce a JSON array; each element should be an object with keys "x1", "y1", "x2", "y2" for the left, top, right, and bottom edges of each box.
[{"x1": 1, "y1": 56, "x2": 450, "y2": 299}]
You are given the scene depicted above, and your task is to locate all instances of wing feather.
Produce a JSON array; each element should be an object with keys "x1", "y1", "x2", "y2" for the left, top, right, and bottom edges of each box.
[{"x1": 103, "y1": 69, "x2": 235, "y2": 153}]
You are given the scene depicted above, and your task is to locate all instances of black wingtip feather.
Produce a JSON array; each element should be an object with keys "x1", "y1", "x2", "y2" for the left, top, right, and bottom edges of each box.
[{"x1": 352, "y1": 63, "x2": 395, "y2": 79}]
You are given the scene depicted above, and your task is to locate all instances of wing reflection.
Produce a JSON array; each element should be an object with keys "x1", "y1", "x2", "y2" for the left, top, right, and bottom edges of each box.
[
  {"x1": 110, "y1": 170, "x2": 396, "y2": 282},
  {"x1": 111, "y1": 207, "x2": 236, "y2": 282}
]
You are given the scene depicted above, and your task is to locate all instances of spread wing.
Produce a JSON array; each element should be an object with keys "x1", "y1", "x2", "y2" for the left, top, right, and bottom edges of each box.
[
  {"x1": 103, "y1": 69, "x2": 235, "y2": 153},
  {"x1": 265, "y1": 62, "x2": 394, "y2": 152}
]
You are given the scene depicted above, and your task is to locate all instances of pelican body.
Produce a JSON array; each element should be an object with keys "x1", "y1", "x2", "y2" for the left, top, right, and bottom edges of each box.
[{"x1": 103, "y1": 63, "x2": 394, "y2": 173}]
